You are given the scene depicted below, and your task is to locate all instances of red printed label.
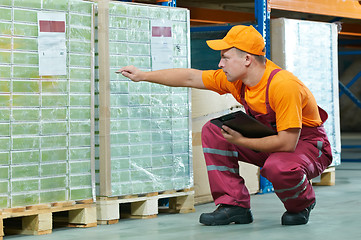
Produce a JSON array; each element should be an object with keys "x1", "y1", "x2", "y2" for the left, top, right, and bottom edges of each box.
[
  {"x1": 39, "y1": 20, "x2": 66, "y2": 32},
  {"x1": 152, "y1": 26, "x2": 172, "y2": 37}
]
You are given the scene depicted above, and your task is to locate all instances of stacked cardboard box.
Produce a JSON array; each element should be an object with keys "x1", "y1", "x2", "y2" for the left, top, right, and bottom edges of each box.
[{"x1": 192, "y1": 89, "x2": 260, "y2": 204}]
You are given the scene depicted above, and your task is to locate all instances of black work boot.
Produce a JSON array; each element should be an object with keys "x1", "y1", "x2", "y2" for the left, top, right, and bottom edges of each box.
[
  {"x1": 199, "y1": 204, "x2": 253, "y2": 226},
  {"x1": 281, "y1": 202, "x2": 316, "y2": 225}
]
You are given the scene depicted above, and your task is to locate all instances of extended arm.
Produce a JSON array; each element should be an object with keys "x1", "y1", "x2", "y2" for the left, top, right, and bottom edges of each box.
[
  {"x1": 221, "y1": 125, "x2": 301, "y2": 152},
  {"x1": 116, "y1": 65, "x2": 207, "y2": 89}
]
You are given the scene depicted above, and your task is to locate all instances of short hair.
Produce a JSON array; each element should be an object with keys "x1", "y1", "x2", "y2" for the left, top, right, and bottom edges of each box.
[{"x1": 235, "y1": 48, "x2": 266, "y2": 64}]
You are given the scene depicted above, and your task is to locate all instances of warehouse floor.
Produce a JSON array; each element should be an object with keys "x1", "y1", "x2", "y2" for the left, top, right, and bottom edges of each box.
[{"x1": 5, "y1": 161, "x2": 361, "y2": 240}]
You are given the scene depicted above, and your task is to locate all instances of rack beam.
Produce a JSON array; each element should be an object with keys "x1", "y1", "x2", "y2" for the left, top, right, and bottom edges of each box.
[
  {"x1": 187, "y1": 7, "x2": 254, "y2": 26},
  {"x1": 269, "y1": 0, "x2": 361, "y2": 20}
]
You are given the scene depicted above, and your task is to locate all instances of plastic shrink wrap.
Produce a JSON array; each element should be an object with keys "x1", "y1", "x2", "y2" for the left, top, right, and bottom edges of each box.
[
  {"x1": 0, "y1": 0, "x2": 95, "y2": 208},
  {"x1": 95, "y1": 1, "x2": 193, "y2": 197},
  {"x1": 271, "y1": 18, "x2": 341, "y2": 166}
]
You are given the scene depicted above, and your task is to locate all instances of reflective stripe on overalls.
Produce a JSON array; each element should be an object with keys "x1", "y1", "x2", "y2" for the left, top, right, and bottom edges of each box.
[{"x1": 201, "y1": 69, "x2": 333, "y2": 212}]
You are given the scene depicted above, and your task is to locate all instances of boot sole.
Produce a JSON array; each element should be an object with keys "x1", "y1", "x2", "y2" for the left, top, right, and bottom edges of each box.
[
  {"x1": 281, "y1": 202, "x2": 316, "y2": 225},
  {"x1": 200, "y1": 211, "x2": 253, "y2": 226}
]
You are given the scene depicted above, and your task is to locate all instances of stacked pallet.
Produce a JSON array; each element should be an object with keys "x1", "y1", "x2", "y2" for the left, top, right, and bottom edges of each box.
[
  {"x1": 0, "y1": 0, "x2": 196, "y2": 236},
  {"x1": 97, "y1": 189, "x2": 194, "y2": 224},
  {"x1": 1, "y1": 199, "x2": 96, "y2": 238},
  {"x1": 94, "y1": 0, "x2": 194, "y2": 223},
  {"x1": 0, "y1": 0, "x2": 96, "y2": 238}
]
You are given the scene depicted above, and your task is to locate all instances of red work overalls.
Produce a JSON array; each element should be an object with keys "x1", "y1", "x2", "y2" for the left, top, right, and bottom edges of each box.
[{"x1": 201, "y1": 69, "x2": 333, "y2": 213}]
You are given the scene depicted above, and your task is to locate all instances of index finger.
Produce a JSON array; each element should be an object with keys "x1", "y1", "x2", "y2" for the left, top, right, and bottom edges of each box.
[
  {"x1": 115, "y1": 67, "x2": 125, "y2": 74},
  {"x1": 222, "y1": 125, "x2": 231, "y2": 131},
  {"x1": 221, "y1": 125, "x2": 230, "y2": 134}
]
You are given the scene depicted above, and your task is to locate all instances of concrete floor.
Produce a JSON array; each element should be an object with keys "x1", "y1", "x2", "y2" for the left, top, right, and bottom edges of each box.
[{"x1": 5, "y1": 162, "x2": 361, "y2": 240}]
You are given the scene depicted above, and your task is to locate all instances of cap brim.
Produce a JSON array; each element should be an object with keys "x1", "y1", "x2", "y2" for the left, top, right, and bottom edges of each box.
[{"x1": 206, "y1": 39, "x2": 233, "y2": 51}]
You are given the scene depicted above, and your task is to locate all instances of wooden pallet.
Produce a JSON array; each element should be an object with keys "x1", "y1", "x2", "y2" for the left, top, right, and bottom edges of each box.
[
  {"x1": 0, "y1": 199, "x2": 97, "y2": 239},
  {"x1": 312, "y1": 167, "x2": 336, "y2": 186},
  {"x1": 96, "y1": 188, "x2": 195, "y2": 225}
]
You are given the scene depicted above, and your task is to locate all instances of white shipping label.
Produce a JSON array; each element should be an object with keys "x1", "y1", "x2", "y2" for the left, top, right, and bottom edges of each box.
[
  {"x1": 151, "y1": 20, "x2": 173, "y2": 71},
  {"x1": 38, "y1": 12, "x2": 67, "y2": 76}
]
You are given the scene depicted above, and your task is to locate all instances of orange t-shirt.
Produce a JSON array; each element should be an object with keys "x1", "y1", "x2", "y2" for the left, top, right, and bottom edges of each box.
[{"x1": 202, "y1": 60, "x2": 322, "y2": 132}]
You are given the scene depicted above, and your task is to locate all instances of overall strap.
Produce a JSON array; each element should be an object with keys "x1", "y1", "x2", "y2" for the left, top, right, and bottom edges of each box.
[
  {"x1": 240, "y1": 83, "x2": 249, "y2": 113},
  {"x1": 240, "y1": 68, "x2": 282, "y2": 114},
  {"x1": 265, "y1": 69, "x2": 282, "y2": 113}
]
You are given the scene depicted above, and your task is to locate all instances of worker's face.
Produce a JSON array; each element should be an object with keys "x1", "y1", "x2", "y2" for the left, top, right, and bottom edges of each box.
[{"x1": 218, "y1": 48, "x2": 247, "y2": 82}]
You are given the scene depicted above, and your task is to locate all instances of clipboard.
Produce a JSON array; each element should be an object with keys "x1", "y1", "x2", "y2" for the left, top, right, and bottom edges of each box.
[{"x1": 210, "y1": 110, "x2": 277, "y2": 138}]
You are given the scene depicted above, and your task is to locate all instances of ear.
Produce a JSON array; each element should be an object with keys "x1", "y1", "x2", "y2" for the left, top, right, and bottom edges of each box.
[{"x1": 244, "y1": 53, "x2": 252, "y2": 67}]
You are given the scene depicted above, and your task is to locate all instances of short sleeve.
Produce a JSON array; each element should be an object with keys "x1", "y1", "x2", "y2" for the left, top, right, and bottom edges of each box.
[{"x1": 202, "y1": 70, "x2": 229, "y2": 95}]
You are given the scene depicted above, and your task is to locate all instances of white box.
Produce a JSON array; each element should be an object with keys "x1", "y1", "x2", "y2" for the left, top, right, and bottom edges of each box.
[{"x1": 271, "y1": 18, "x2": 341, "y2": 166}]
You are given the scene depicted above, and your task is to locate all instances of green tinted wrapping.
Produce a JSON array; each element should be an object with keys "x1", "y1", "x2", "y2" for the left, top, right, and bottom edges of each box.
[
  {"x1": 0, "y1": 0, "x2": 12, "y2": 6},
  {"x1": 14, "y1": 0, "x2": 42, "y2": 9},
  {"x1": 13, "y1": 38, "x2": 38, "y2": 51},
  {"x1": 43, "y1": 0, "x2": 68, "y2": 11},
  {"x1": 0, "y1": 0, "x2": 94, "y2": 207},
  {"x1": 12, "y1": 136, "x2": 40, "y2": 150},
  {"x1": 0, "y1": 22, "x2": 11, "y2": 35},
  {"x1": 14, "y1": 9, "x2": 38, "y2": 23},
  {"x1": 41, "y1": 163, "x2": 67, "y2": 176},
  {"x1": 0, "y1": 196, "x2": 8, "y2": 208},
  {"x1": 40, "y1": 190, "x2": 67, "y2": 203},
  {"x1": 41, "y1": 108, "x2": 67, "y2": 120},
  {"x1": 0, "y1": 95, "x2": 10, "y2": 107},
  {"x1": 12, "y1": 123, "x2": 40, "y2": 135},
  {"x1": 12, "y1": 150, "x2": 40, "y2": 164},
  {"x1": 13, "y1": 66, "x2": 39, "y2": 78},
  {"x1": 41, "y1": 149, "x2": 67, "y2": 162},
  {"x1": 0, "y1": 181, "x2": 8, "y2": 194},
  {"x1": 70, "y1": 14, "x2": 92, "y2": 27},
  {"x1": 11, "y1": 165, "x2": 38, "y2": 178},
  {"x1": 12, "y1": 179, "x2": 39, "y2": 192},
  {"x1": 0, "y1": 66, "x2": 11, "y2": 78},
  {"x1": 42, "y1": 122, "x2": 67, "y2": 134},
  {"x1": 69, "y1": 148, "x2": 91, "y2": 160},
  {"x1": 42, "y1": 81, "x2": 68, "y2": 93},
  {"x1": 70, "y1": 175, "x2": 91, "y2": 187},
  {"x1": 95, "y1": 2, "x2": 191, "y2": 197},
  {"x1": 0, "y1": 37, "x2": 11, "y2": 50},
  {"x1": 70, "y1": 188, "x2": 92, "y2": 200},
  {"x1": 69, "y1": 0, "x2": 92, "y2": 14},
  {"x1": 0, "y1": 51, "x2": 11, "y2": 64},
  {"x1": 12, "y1": 109, "x2": 40, "y2": 121},
  {"x1": 12, "y1": 193, "x2": 39, "y2": 207},
  {"x1": 13, "y1": 81, "x2": 39, "y2": 93},
  {"x1": 0, "y1": 167, "x2": 9, "y2": 179},
  {"x1": 13, "y1": 23, "x2": 38, "y2": 37},
  {"x1": 69, "y1": 41, "x2": 91, "y2": 53},
  {"x1": 0, "y1": 152, "x2": 9, "y2": 164},
  {"x1": 13, "y1": 52, "x2": 39, "y2": 65},
  {"x1": 41, "y1": 177, "x2": 67, "y2": 190},
  {"x1": 12, "y1": 94, "x2": 40, "y2": 107}
]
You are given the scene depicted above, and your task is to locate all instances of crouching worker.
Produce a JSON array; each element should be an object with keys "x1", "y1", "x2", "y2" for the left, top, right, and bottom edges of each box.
[{"x1": 116, "y1": 25, "x2": 333, "y2": 226}]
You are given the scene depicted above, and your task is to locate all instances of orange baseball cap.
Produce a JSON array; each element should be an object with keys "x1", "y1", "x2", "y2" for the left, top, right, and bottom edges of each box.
[{"x1": 206, "y1": 25, "x2": 265, "y2": 56}]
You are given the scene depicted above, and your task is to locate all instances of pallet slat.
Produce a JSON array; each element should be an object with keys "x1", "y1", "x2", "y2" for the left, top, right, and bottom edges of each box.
[
  {"x1": 96, "y1": 189, "x2": 195, "y2": 224},
  {"x1": 1, "y1": 211, "x2": 3, "y2": 239},
  {"x1": 312, "y1": 167, "x2": 336, "y2": 186},
  {"x1": 1, "y1": 200, "x2": 97, "y2": 238}
]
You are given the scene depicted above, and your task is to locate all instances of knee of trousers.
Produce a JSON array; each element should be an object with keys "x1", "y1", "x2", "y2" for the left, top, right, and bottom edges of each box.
[
  {"x1": 201, "y1": 121, "x2": 222, "y2": 144},
  {"x1": 201, "y1": 121, "x2": 212, "y2": 132},
  {"x1": 260, "y1": 156, "x2": 305, "y2": 185}
]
